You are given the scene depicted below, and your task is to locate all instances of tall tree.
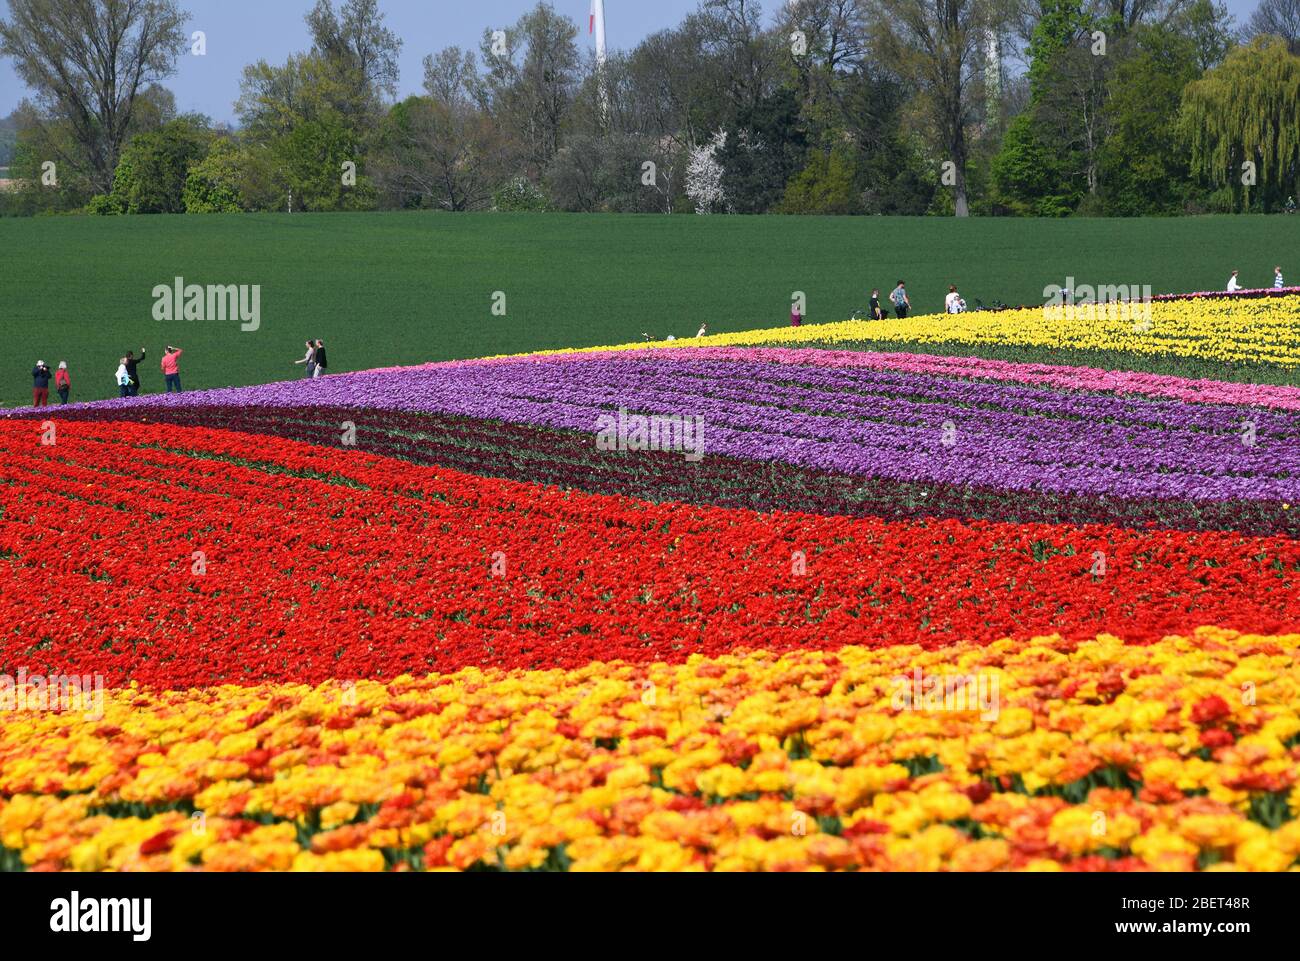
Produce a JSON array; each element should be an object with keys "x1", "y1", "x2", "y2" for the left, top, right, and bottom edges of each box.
[
  {"x1": 479, "y1": 2, "x2": 580, "y2": 178},
  {"x1": 423, "y1": 46, "x2": 484, "y2": 111},
  {"x1": 1099, "y1": 23, "x2": 1203, "y2": 213},
  {"x1": 1176, "y1": 0, "x2": 1235, "y2": 70},
  {"x1": 1181, "y1": 35, "x2": 1300, "y2": 209},
  {"x1": 1248, "y1": 0, "x2": 1300, "y2": 53},
  {"x1": 306, "y1": 0, "x2": 403, "y2": 101},
  {"x1": 777, "y1": 0, "x2": 872, "y2": 143},
  {"x1": 373, "y1": 95, "x2": 506, "y2": 211},
  {"x1": 873, "y1": 0, "x2": 1008, "y2": 216},
  {"x1": 0, "y1": 0, "x2": 190, "y2": 191},
  {"x1": 694, "y1": 0, "x2": 780, "y2": 123}
]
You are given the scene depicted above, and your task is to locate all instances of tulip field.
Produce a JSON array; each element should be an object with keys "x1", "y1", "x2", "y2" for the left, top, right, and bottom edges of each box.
[{"x1": 2, "y1": 290, "x2": 1300, "y2": 872}]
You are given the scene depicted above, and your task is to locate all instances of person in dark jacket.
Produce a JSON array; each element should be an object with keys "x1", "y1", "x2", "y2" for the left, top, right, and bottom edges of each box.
[
  {"x1": 869, "y1": 289, "x2": 883, "y2": 320},
  {"x1": 312, "y1": 339, "x2": 328, "y2": 378},
  {"x1": 32, "y1": 360, "x2": 51, "y2": 407},
  {"x1": 124, "y1": 347, "x2": 147, "y2": 396}
]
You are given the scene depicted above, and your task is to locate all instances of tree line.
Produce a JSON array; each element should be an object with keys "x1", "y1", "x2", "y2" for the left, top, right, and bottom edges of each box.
[{"x1": 2, "y1": 0, "x2": 1299, "y2": 218}]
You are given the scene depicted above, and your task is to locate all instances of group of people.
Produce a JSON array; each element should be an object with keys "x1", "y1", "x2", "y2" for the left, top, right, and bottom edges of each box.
[
  {"x1": 29, "y1": 361, "x2": 70, "y2": 406},
  {"x1": 861, "y1": 281, "x2": 964, "y2": 321},
  {"x1": 1226, "y1": 266, "x2": 1285, "y2": 291},
  {"x1": 28, "y1": 346, "x2": 185, "y2": 407},
  {"x1": 115, "y1": 346, "x2": 185, "y2": 397},
  {"x1": 293, "y1": 339, "x2": 329, "y2": 378},
  {"x1": 640, "y1": 281, "x2": 964, "y2": 341},
  {"x1": 27, "y1": 339, "x2": 334, "y2": 407}
]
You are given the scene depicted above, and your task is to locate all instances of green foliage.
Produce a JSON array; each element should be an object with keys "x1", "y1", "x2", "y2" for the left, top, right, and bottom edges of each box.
[
  {"x1": 1100, "y1": 26, "x2": 1204, "y2": 215},
  {"x1": 1026, "y1": 1, "x2": 1094, "y2": 102},
  {"x1": 1181, "y1": 36, "x2": 1300, "y2": 211},
  {"x1": 717, "y1": 87, "x2": 808, "y2": 214},
  {"x1": 990, "y1": 114, "x2": 1080, "y2": 217},
  {"x1": 182, "y1": 138, "x2": 246, "y2": 213},
  {"x1": 269, "y1": 116, "x2": 374, "y2": 212},
  {"x1": 0, "y1": 112, "x2": 15, "y2": 167},
  {"x1": 778, "y1": 146, "x2": 860, "y2": 215},
  {"x1": 493, "y1": 177, "x2": 549, "y2": 212},
  {"x1": 92, "y1": 118, "x2": 212, "y2": 215}
]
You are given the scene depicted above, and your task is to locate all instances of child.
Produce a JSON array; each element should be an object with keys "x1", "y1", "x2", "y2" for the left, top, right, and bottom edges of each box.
[
  {"x1": 1275, "y1": 266, "x2": 1285, "y2": 289},
  {"x1": 869, "y1": 289, "x2": 883, "y2": 320},
  {"x1": 55, "y1": 362, "x2": 70, "y2": 404}
]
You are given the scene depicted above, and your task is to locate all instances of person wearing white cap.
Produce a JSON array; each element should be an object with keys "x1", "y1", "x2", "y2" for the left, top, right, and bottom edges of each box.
[
  {"x1": 31, "y1": 360, "x2": 51, "y2": 407},
  {"x1": 55, "y1": 361, "x2": 71, "y2": 404}
]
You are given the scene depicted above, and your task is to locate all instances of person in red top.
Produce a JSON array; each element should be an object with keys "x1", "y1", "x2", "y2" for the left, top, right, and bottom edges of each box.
[
  {"x1": 161, "y1": 345, "x2": 184, "y2": 393},
  {"x1": 54, "y1": 361, "x2": 71, "y2": 404},
  {"x1": 791, "y1": 306, "x2": 802, "y2": 327}
]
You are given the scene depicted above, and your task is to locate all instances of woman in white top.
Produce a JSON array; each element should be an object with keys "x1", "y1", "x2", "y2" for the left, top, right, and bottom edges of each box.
[
  {"x1": 115, "y1": 359, "x2": 131, "y2": 398},
  {"x1": 1226, "y1": 270, "x2": 1241, "y2": 292},
  {"x1": 945, "y1": 286, "x2": 966, "y2": 313}
]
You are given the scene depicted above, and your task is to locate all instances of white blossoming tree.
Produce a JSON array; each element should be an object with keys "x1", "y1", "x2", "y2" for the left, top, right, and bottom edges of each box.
[{"x1": 685, "y1": 130, "x2": 727, "y2": 214}]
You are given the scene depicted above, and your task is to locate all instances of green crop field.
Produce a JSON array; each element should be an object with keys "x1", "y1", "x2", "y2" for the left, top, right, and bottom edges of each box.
[{"x1": 2, "y1": 211, "x2": 1296, "y2": 407}]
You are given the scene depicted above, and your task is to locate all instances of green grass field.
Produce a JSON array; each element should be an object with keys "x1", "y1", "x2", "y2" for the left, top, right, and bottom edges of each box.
[{"x1": 2, "y1": 211, "x2": 1296, "y2": 407}]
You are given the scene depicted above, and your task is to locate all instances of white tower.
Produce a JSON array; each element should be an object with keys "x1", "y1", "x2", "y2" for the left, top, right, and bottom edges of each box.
[
  {"x1": 590, "y1": 0, "x2": 609, "y2": 120},
  {"x1": 590, "y1": 0, "x2": 607, "y2": 67}
]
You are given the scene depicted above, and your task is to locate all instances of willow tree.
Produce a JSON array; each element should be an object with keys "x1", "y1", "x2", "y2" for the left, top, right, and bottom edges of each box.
[{"x1": 1181, "y1": 36, "x2": 1300, "y2": 210}]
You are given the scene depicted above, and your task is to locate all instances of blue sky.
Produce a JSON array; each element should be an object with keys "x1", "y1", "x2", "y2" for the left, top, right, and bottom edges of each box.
[{"x1": 0, "y1": 0, "x2": 1264, "y2": 123}]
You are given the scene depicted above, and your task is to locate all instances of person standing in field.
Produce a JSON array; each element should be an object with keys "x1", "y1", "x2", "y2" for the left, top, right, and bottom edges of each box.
[
  {"x1": 161, "y1": 345, "x2": 184, "y2": 393},
  {"x1": 124, "y1": 347, "x2": 147, "y2": 396},
  {"x1": 115, "y1": 358, "x2": 131, "y2": 398},
  {"x1": 312, "y1": 340, "x2": 327, "y2": 378},
  {"x1": 1226, "y1": 270, "x2": 1241, "y2": 292},
  {"x1": 891, "y1": 281, "x2": 910, "y2": 319},
  {"x1": 790, "y1": 305, "x2": 802, "y2": 327},
  {"x1": 55, "y1": 362, "x2": 70, "y2": 404},
  {"x1": 696, "y1": 323, "x2": 708, "y2": 338},
  {"x1": 1274, "y1": 266, "x2": 1285, "y2": 289},
  {"x1": 294, "y1": 340, "x2": 317, "y2": 378},
  {"x1": 869, "y1": 289, "x2": 883, "y2": 320},
  {"x1": 31, "y1": 360, "x2": 51, "y2": 407}
]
